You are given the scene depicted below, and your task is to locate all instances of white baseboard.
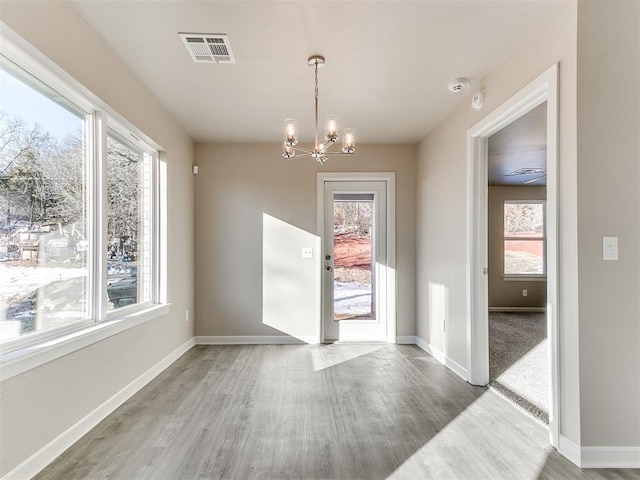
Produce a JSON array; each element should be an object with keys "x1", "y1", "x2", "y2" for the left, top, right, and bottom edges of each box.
[
  {"x1": 557, "y1": 434, "x2": 640, "y2": 468},
  {"x1": 558, "y1": 434, "x2": 582, "y2": 467},
  {"x1": 581, "y1": 446, "x2": 640, "y2": 468},
  {"x1": 414, "y1": 336, "x2": 468, "y2": 381},
  {"x1": 488, "y1": 307, "x2": 545, "y2": 312},
  {"x1": 396, "y1": 335, "x2": 417, "y2": 344},
  {"x1": 2, "y1": 337, "x2": 196, "y2": 480},
  {"x1": 195, "y1": 335, "x2": 310, "y2": 345}
]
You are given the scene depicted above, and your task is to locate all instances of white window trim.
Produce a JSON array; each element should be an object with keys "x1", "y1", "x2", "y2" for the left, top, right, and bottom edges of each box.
[
  {"x1": 503, "y1": 199, "x2": 547, "y2": 277},
  {"x1": 503, "y1": 275, "x2": 547, "y2": 282},
  {"x1": 0, "y1": 304, "x2": 171, "y2": 381},
  {"x1": 0, "y1": 29, "x2": 168, "y2": 378}
]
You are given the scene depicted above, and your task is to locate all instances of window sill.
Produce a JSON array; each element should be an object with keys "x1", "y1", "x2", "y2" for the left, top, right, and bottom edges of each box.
[
  {"x1": 0, "y1": 303, "x2": 171, "y2": 382},
  {"x1": 502, "y1": 275, "x2": 547, "y2": 282}
]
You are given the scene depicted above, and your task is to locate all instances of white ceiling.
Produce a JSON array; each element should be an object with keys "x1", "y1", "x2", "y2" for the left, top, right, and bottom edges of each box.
[
  {"x1": 69, "y1": 0, "x2": 564, "y2": 145},
  {"x1": 488, "y1": 102, "x2": 547, "y2": 186}
]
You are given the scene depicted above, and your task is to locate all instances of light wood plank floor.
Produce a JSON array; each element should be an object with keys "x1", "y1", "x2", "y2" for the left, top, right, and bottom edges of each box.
[{"x1": 36, "y1": 345, "x2": 638, "y2": 480}]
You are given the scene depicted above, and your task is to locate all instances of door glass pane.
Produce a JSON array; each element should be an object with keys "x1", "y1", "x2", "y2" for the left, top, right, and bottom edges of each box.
[
  {"x1": 0, "y1": 56, "x2": 89, "y2": 342},
  {"x1": 333, "y1": 194, "x2": 374, "y2": 320},
  {"x1": 106, "y1": 131, "x2": 152, "y2": 310}
]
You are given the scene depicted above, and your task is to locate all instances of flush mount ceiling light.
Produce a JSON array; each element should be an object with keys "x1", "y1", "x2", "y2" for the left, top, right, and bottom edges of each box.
[
  {"x1": 282, "y1": 55, "x2": 355, "y2": 164},
  {"x1": 505, "y1": 167, "x2": 547, "y2": 184}
]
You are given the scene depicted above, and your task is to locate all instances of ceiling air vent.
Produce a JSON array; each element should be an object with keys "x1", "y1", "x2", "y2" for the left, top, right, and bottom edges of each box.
[{"x1": 179, "y1": 33, "x2": 236, "y2": 64}]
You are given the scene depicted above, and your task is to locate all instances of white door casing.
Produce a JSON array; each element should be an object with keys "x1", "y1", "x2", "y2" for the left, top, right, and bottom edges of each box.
[{"x1": 466, "y1": 63, "x2": 559, "y2": 447}]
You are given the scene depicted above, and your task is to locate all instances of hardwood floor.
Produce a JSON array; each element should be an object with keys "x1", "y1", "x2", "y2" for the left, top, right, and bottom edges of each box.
[{"x1": 36, "y1": 345, "x2": 637, "y2": 480}]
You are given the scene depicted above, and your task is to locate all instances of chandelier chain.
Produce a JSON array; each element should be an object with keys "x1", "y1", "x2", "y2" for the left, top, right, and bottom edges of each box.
[{"x1": 314, "y1": 61, "x2": 319, "y2": 99}]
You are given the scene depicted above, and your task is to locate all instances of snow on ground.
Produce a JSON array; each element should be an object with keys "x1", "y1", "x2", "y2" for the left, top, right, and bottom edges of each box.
[
  {"x1": 0, "y1": 263, "x2": 88, "y2": 299},
  {"x1": 334, "y1": 281, "x2": 372, "y2": 318}
]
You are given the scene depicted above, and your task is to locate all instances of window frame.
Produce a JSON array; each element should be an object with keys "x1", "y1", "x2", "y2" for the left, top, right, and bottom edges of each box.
[
  {"x1": 502, "y1": 199, "x2": 547, "y2": 281},
  {"x1": 0, "y1": 33, "x2": 167, "y2": 373}
]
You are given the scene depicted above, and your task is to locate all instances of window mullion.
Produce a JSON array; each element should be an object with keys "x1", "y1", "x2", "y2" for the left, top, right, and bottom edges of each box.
[
  {"x1": 90, "y1": 111, "x2": 108, "y2": 322},
  {"x1": 151, "y1": 152, "x2": 160, "y2": 304}
]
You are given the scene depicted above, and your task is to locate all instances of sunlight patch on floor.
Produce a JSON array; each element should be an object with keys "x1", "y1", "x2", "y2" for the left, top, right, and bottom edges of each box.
[
  {"x1": 310, "y1": 343, "x2": 388, "y2": 372},
  {"x1": 495, "y1": 339, "x2": 549, "y2": 413},
  {"x1": 386, "y1": 391, "x2": 552, "y2": 479}
]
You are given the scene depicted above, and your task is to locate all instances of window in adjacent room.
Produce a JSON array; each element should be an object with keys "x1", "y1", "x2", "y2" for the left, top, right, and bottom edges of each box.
[{"x1": 503, "y1": 201, "x2": 546, "y2": 277}]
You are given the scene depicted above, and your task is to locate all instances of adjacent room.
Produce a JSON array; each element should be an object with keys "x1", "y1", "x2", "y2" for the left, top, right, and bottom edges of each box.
[
  {"x1": 486, "y1": 102, "x2": 549, "y2": 424},
  {"x1": 0, "y1": 1, "x2": 638, "y2": 479}
]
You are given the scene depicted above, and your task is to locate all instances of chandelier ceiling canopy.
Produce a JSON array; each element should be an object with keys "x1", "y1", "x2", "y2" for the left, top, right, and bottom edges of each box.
[{"x1": 282, "y1": 55, "x2": 355, "y2": 164}]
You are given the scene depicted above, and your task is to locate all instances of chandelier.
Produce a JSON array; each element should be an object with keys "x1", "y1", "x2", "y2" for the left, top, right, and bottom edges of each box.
[{"x1": 282, "y1": 55, "x2": 355, "y2": 164}]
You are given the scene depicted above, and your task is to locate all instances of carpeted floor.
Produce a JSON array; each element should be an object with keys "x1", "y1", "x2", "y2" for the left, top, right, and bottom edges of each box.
[{"x1": 489, "y1": 311, "x2": 549, "y2": 424}]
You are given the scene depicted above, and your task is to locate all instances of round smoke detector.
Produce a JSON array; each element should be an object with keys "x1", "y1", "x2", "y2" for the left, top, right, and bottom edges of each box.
[{"x1": 448, "y1": 77, "x2": 470, "y2": 94}]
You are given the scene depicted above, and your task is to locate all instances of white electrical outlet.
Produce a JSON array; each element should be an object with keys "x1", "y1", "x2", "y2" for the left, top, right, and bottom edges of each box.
[
  {"x1": 522, "y1": 289, "x2": 528, "y2": 297},
  {"x1": 301, "y1": 247, "x2": 313, "y2": 258},
  {"x1": 185, "y1": 310, "x2": 190, "y2": 322}
]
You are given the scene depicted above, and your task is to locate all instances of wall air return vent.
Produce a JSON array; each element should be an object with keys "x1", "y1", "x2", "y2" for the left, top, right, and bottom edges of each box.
[{"x1": 179, "y1": 33, "x2": 236, "y2": 64}]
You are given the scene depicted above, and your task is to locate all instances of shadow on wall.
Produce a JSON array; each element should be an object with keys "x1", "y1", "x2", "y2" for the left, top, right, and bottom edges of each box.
[{"x1": 262, "y1": 213, "x2": 321, "y2": 343}]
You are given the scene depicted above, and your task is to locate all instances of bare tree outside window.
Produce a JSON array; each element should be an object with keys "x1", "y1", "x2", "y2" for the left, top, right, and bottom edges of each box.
[{"x1": 106, "y1": 132, "x2": 152, "y2": 309}]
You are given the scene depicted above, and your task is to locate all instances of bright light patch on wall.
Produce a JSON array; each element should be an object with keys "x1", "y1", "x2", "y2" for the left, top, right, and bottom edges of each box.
[{"x1": 429, "y1": 282, "x2": 448, "y2": 333}]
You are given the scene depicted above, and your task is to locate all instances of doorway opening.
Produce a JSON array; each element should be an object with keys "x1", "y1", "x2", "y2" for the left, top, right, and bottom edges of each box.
[
  {"x1": 467, "y1": 64, "x2": 559, "y2": 447},
  {"x1": 486, "y1": 103, "x2": 549, "y2": 424},
  {"x1": 317, "y1": 173, "x2": 396, "y2": 343}
]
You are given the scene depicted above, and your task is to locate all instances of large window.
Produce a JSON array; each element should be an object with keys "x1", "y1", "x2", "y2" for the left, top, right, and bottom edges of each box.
[
  {"x1": 503, "y1": 201, "x2": 546, "y2": 276},
  {"x1": 0, "y1": 49, "x2": 160, "y2": 351}
]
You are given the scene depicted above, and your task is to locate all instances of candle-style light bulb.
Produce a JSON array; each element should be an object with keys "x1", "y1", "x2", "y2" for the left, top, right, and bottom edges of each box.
[
  {"x1": 284, "y1": 119, "x2": 298, "y2": 147},
  {"x1": 342, "y1": 128, "x2": 355, "y2": 154},
  {"x1": 325, "y1": 115, "x2": 339, "y2": 143}
]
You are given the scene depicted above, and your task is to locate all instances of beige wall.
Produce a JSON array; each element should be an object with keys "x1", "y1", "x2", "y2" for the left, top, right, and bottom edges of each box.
[
  {"x1": 417, "y1": 0, "x2": 640, "y2": 450},
  {"x1": 416, "y1": 0, "x2": 581, "y2": 442},
  {"x1": 488, "y1": 186, "x2": 547, "y2": 309},
  {"x1": 0, "y1": 2, "x2": 194, "y2": 476},
  {"x1": 576, "y1": 0, "x2": 640, "y2": 447},
  {"x1": 194, "y1": 143, "x2": 416, "y2": 339}
]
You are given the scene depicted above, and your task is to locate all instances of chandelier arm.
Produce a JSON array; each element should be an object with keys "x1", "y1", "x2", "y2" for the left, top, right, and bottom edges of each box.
[
  {"x1": 321, "y1": 152, "x2": 355, "y2": 156},
  {"x1": 293, "y1": 146, "x2": 315, "y2": 154},
  {"x1": 287, "y1": 153, "x2": 314, "y2": 159},
  {"x1": 318, "y1": 139, "x2": 337, "y2": 153}
]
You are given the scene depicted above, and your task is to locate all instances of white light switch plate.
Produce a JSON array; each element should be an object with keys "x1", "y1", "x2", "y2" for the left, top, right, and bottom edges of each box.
[
  {"x1": 603, "y1": 236, "x2": 618, "y2": 260},
  {"x1": 301, "y1": 248, "x2": 313, "y2": 258}
]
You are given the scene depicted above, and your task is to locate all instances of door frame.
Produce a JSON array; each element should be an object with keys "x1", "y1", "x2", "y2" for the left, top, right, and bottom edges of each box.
[
  {"x1": 317, "y1": 172, "x2": 396, "y2": 343},
  {"x1": 466, "y1": 63, "x2": 559, "y2": 447}
]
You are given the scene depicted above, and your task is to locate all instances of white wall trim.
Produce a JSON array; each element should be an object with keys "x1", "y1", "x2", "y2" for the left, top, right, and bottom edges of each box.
[
  {"x1": 1, "y1": 337, "x2": 195, "y2": 480},
  {"x1": 396, "y1": 335, "x2": 417, "y2": 344},
  {"x1": 581, "y1": 446, "x2": 640, "y2": 469},
  {"x1": 558, "y1": 434, "x2": 582, "y2": 467},
  {"x1": 195, "y1": 335, "x2": 308, "y2": 345},
  {"x1": 557, "y1": 435, "x2": 640, "y2": 468},
  {"x1": 415, "y1": 336, "x2": 468, "y2": 381},
  {"x1": 488, "y1": 307, "x2": 546, "y2": 312}
]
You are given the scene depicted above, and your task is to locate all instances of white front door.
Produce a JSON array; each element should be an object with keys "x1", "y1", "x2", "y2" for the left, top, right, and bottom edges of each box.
[{"x1": 322, "y1": 181, "x2": 387, "y2": 341}]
